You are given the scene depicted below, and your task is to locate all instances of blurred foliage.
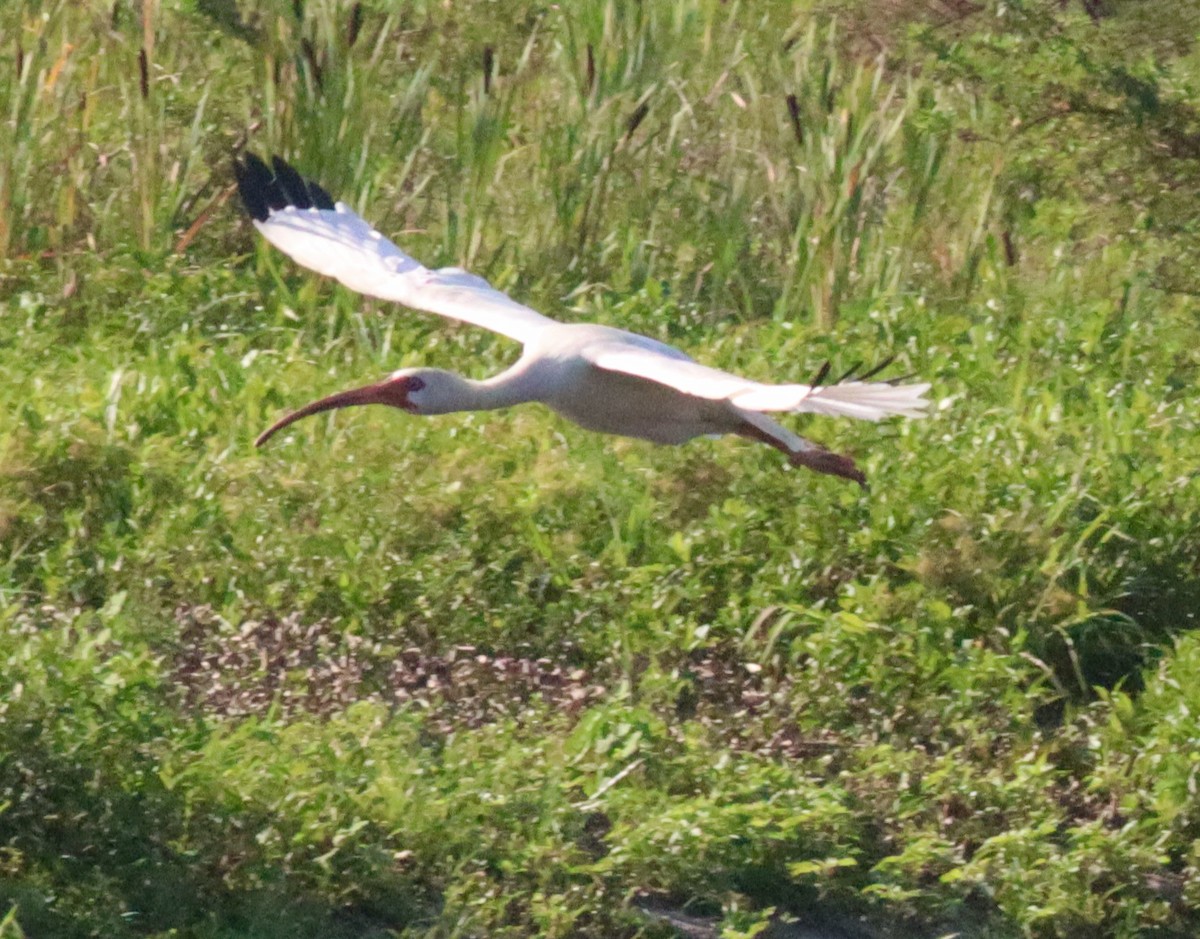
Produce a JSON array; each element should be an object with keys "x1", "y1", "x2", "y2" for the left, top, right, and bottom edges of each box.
[{"x1": 3, "y1": 0, "x2": 1200, "y2": 936}]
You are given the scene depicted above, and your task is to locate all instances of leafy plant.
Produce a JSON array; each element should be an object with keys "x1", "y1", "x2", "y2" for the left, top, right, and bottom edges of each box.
[{"x1": 3, "y1": 0, "x2": 1200, "y2": 936}]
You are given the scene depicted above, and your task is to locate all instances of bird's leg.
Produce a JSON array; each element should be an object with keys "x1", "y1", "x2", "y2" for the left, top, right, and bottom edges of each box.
[
  {"x1": 734, "y1": 420, "x2": 866, "y2": 487},
  {"x1": 788, "y1": 446, "x2": 867, "y2": 487}
]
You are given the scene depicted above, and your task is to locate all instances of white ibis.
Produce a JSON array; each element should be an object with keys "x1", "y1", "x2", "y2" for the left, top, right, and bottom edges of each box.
[{"x1": 234, "y1": 154, "x2": 930, "y2": 484}]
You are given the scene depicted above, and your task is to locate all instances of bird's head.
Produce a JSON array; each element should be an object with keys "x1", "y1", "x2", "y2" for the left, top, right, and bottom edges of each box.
[{"x1": 255, "y1": 367, "x2": 451, "y2": 448}]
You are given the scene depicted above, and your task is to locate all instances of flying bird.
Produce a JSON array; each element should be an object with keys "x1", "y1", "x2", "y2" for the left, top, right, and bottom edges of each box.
[{"x1": 233, "y1": 153, "x2": 929, "y2": 484}]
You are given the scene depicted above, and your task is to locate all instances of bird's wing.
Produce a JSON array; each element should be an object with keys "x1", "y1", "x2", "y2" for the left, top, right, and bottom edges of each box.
[
  {"x1": 585, "y1": 342, "x2": 930, "y2": 421},
  {"x1": 233, "y1": 154, "x2": 553, "y2": 345}
]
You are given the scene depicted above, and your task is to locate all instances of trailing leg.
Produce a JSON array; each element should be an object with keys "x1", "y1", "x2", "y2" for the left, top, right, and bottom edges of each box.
[{"x1": 733, "y1": 412, "x2": 866, "y2": 487}]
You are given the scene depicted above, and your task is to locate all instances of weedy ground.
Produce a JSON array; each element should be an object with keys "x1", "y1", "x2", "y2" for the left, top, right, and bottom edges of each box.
[{"x1": 3, "y1": 1, "x2": 1200, "y2": 937}]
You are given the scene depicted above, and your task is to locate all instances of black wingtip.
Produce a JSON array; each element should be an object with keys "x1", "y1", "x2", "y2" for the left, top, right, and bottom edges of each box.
[
  {"x1": 834, "y1": 360, "x2": 864, "y2": 385},
  {"x1": 233, "y1": 152, "x2": 273, "y2": 222},
  {"x1": 829, "y1": 355, "x2": 897, "y2": 385},
  {"x1": 271, "y1": 155, "x2": 313, "y2": 209},
  {"x1": 856, "y1": 355, "x2": 897, "y2": 383},
  {"x1": 308, "y1": 178, "x2": 336, "y2": 211},
  {"x1": 233, "y1": 152, "x2": 336, "y2": 221}
]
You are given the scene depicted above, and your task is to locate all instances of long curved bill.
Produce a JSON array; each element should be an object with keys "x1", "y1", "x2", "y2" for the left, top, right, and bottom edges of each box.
[{"x1": 255, "y1": 378, "x2": 408, "y2": 448}]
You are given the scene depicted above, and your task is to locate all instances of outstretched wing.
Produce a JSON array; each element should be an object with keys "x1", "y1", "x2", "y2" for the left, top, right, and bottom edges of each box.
[
  {"x1": 585, "y1": 343, "x2": 930, "y2": 421},
  {"x1": 233, "y1": 153, "x2": 553, "y2": 345}
]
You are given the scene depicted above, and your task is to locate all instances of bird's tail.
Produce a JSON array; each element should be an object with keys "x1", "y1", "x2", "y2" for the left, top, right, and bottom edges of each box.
[
  {"x1": 732, "y1": 380, "x2": 931, "y2": 421},
  {"x1": 795, "y1": 380, "x2": 931, "y2": 421}
]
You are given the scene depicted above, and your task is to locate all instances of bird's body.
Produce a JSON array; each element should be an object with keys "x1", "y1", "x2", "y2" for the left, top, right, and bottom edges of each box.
[
  {"x1": 234, "y1": 154, "x2": 930, "y2": 484},
  {"x1": 464, "y1": 324, "x2": 727, "y2": 444}
]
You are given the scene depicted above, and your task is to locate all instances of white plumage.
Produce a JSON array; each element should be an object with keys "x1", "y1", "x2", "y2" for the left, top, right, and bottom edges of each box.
[{"x1": 235, "y1": 154, "x2": 930, "y2": 484}]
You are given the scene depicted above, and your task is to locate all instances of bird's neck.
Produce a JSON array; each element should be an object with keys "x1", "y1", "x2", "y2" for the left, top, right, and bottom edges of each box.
[{"x1": 420, "y1": 365, "x2": 540, "y2": 415}]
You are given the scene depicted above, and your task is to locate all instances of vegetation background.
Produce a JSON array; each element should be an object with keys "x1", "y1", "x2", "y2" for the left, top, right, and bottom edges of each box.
[{"x1": 3, "y1": 0, "x2": 1200, "y2": 935}]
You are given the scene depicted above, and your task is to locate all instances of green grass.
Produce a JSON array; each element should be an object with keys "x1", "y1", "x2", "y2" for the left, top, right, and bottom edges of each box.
[{"x1": 4, "y1": 0, "x2": 1200, "y2": 936}]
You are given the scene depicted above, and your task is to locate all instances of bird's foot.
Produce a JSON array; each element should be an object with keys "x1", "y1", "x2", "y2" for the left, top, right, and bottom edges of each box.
[{"x1": 790, "y1": 446, "x2": 867, "y2": 488}]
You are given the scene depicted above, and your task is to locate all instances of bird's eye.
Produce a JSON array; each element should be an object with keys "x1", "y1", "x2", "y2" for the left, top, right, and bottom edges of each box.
[{"x1": 408, "y1": 376, "x2": 425, "y2": 393}]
